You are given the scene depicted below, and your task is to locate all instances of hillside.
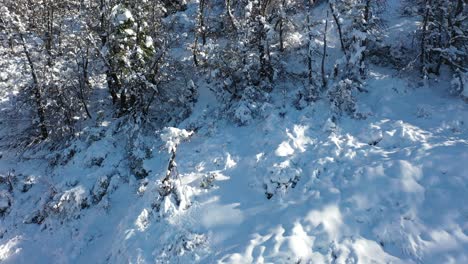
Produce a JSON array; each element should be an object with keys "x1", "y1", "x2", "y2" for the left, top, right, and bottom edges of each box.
[{"x1": 1, "y1": 0, "x2": 467, "y2": 263}]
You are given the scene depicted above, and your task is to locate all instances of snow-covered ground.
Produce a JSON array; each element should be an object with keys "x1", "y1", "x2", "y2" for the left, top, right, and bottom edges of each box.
[
  {"x1": 2, "y1": 65, "x2": 467, "y2": 263},
  {"x1": 1, "y1": 0, "x2": 467, "y2": 263}
]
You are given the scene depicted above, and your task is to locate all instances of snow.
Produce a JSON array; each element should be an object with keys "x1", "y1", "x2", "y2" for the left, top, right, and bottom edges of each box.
[
  {"x1": 1, "y1": 77, "x2": 467, "y2": 264},
  {"x1": 463, "y1": 87, "x2": 468, "y2": 99},
  {"x1": 275, "y1": 141, "x2": 294, "y2": 156},
  {"x1": 1, "y1": 0, "x2": 467, "y2": 263},
  {"x1": 0, "y1": 194, "x2": 10, "y2": 213},
  {"x1": 0, "y1": 237, "x2": 21, "y2": 261},
  {"x1": 160, "y1": 127, "x2": 194, "y2": 153},
  {"x1": 0, "y1": 73, "x2": 7, "y2": 82},
  {"x1": 111, "y1": 5, "x2": 134, "y2": 26}
]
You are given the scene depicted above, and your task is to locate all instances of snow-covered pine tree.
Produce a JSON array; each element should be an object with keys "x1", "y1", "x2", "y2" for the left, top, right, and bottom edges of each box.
[
  {"x1": 193, "y1": 0, "x2": 207, "y2": 67},
  {"x1": 295, "y1": 0, "x2": 324, "y2": 108},
  {"x1": 416, "y1": 0, "x2": 467, "y2": 96},
  {"x1": 244, "y1": 0, "x2": 274, "y2": 87},
  {"x1": 106, "y1": 4, "x2": 157, "y2": 115},
  {"x1": 394, "y1": 1, "x2": 464, "y2": 95},
  {"x1": 327, "y1": 0, "x2": 384, "y2": 117},
  {"x1": 331, "y1": 0, "x2": 383, "y2": 79}
]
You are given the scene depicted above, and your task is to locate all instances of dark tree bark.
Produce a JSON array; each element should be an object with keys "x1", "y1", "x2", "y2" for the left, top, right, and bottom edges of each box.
[
  {"x1": 420, "y1": 0, "x2": 432, "y2": 76},
  {"x1": 329, "y1": 2, "x2": 347, "y2": 57},
  {"x1": 20, "y1": 34, "x2": 48, "y2": 139},
  {"x1": 79, "y1": 48, "x2": 93, "y2": 119},
  {"x1": 360, "y1": 0, "x2": 371, "y2": 73},
  {"x1": 305, "y1": 0, "x2": 313, "y2": 85},
  {"x1": 255, "y1": 0, "x2": 273, "y2": 82},
  {"x1": 200, "y1": 0, "x2": 207, "y2": 46},
  {"x1": 193, "y1": 0, "x2": 207, "y2": 66},
  {"x1": 225, "y1": 0, "x2": 238, "y2": 31},
  {"x1": 278, "y1": 0, "x2": 286, "y2": 52},
  {"x1": 322, "y1": 11, "x2": 329, "y2": 89}
]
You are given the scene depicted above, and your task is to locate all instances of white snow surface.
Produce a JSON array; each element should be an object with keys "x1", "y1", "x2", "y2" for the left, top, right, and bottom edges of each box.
[
  {"x1": 1, "y1": 65, "x2": 467, "y2": 263},
  {"x1": 160, "y1": 127, "x2": 194, "y2": 153},
  {"x1": 1, "y1": 1, "x2": 468, "y2": 263}
]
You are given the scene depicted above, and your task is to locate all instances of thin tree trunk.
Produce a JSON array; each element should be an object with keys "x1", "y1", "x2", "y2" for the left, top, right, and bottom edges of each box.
[
  {"x1": 253, "y1": 1, "x2": 272, "y2": 82},
  {"x1": 329, "y1": 2, "x2": 347, "y2": 57},
  {"x1": 193, "y1": 0, "x2": 206, "y2": 66},
  {"x1": 420, "y1": 0, "x2": 431, "y2": 76},
  {"x1": 79, "y1": 86, "x2": 93, "y2": 119},
  {"x1": 45, "y1": 0, "x2": 54, "y2": 66},
  {"x1": 279, "y1": 19, "x2": 284, "y2": 52},
  {"x1": 322, "y1": 11, "x2": 329, "y2": 89},
  {"x1": 360, "y1": 0, "x2": 371, "y2": 74},
  {"x1": 306, "y1": 0, "x2": 313, "y2": 85},
  {"x1": 200, "y1": 0, "x2": 207, "y2": 45},
  {"x1": 99, "y1": 0, "x2": 107, "y2": 46},
  {"x1": 225, "y1": 0, "x2": 238, "y2": 31},
  {"x1": 120, "y1": 89, "x2": 127, "y2": 112},
  {"x1": 193, "y1": 37, "x2": 199, "y2": 66},
  {"x1": 278, "y1": 0, "x2": 286, "y2": 52},
  {"x1": 20, "y1": 34, "x2": 48, "y2": 139},
  {"x1": 455, "y1": 0, "x2": 464, "y2": 15},
  {"x1": 434, "y1": 23, "x2": 443, "y2": 75},
  {"x1": 80, "y1": 49, "x2": 92, "y2": 119}
]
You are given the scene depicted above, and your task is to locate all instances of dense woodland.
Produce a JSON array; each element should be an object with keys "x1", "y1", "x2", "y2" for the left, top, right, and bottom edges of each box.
[
  {"x1": 0, "y1": 0, "x2": 465, "y2": 143},
  {"x1": 0, "y1": 1, "x2": 468, "y2": 263}
]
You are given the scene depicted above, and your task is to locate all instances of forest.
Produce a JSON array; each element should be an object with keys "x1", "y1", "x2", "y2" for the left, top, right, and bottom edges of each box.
[{"x1": 0, "y1": 0, "x2": 467, "y2": 263}]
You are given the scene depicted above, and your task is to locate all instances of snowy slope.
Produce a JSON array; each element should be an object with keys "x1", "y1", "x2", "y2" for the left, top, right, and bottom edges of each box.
[
  {"x1": 2, "y1": 69, "x2": 467, "y2": 263},
  {"x1": 1, "y1": 0, "x2": 468, "y2": 263}
]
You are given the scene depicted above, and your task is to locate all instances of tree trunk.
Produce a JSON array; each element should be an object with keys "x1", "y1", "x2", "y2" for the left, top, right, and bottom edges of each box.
[
  {"x1": 193, "y1": 0, "x2": 206, "y2": 66},
  {"x1": 455, "y1": 0, "x2": 464, "y2": 16},
  {"x1": 278, "y1": 0, "x2": 286, "y2": 52},
  {"x1": 360, "y1": 0, "x2": 371, "y2": 75},
  {"x1": 193, "y1": 37, "x2": 199, "y2": 66},
  {"x1": 21, "y1": 34, "x2": 48, "y2": 139},
  {"x1": 120, "y1": 89, "x2": 127, "y2": 113},
  {"x1": 200, "y1": 0, "x2": 207, "y2": 45},
  {"x1": 106, "y1": 70, "x2": 120, "y2": 104},
  {"x1": 329, "y1": 2, "x2": 347, "y2": 57},
  {"x1": 420, "y1": 0, "x2": 432, "y2": 76},
  {"x1": 322, "y1": 12, "x2": 329, "y2": 89},
  {"x1": 255, "y1": 1, "x2": 272, "y2": 83},
  {"x1": 306, "y1": 0, "x2": 313, "y2": 85},
  {"x1": 225, "y1": 0, "x2": 238, "y2": 31},
  {"x1": 80, "y1": 50, "x2": 92, "y2": 119}
]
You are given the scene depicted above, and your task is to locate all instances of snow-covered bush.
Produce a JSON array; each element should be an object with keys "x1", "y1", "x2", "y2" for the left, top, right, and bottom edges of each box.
[
  {"x1": 328, "y1": 79, "x2": 359, "y2": 116},
  {"x1": 161, "y1": 0, "x2": 187, "y2": 15},
  {"x1": 232, "y1": 86, "x2": 271, "y2": 126},
  {"x1": 126, "y1": 124, "x2": 153, "y2": 179},
  {"x1": 0, "y1": 191, "x2": 12, "y2": 216},
  {"x1": 326, "y1": 0, "x2": 384, "y2": 117},
  {"x1": 154, "y1": 232, "x2": 207, "y2": 263},
  {"x1": 153, "y1": 127, "x2": 194, "y2": 216},
  {"x1": 368, "y1": 44, "x2": 415, "y2": 69},
  {"x1": 451, "y1": 70, "x2": 468, "y2": 100},
  {"x1": 263, "y1": 160, "x2": 302, "y2": 199},
  {"x1": 0, "y1": 172, "x2": 15, "y2": 193},
  {"x1": 19, "y1": 175, "x2": 35, "y2": 193},
  {"x1": 91, "y1": 176, "x2": 110, "y2": 204},
  {"x1": 48, "y1": 186, "x2": 90, "y2": 220},
  {"x1": 160, "y1": 127, "x2": 193, "y2": 154}
]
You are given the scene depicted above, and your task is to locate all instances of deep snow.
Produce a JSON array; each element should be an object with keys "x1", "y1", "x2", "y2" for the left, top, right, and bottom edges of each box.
[{"x1": 1, "y1": 0, "x2": 468, "y2": 263}]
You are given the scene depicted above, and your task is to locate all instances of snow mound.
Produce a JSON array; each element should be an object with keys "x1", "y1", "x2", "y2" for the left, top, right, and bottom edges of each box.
[{"x1": 160, "y1": 127, "x2": 194, "y2": 153}]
